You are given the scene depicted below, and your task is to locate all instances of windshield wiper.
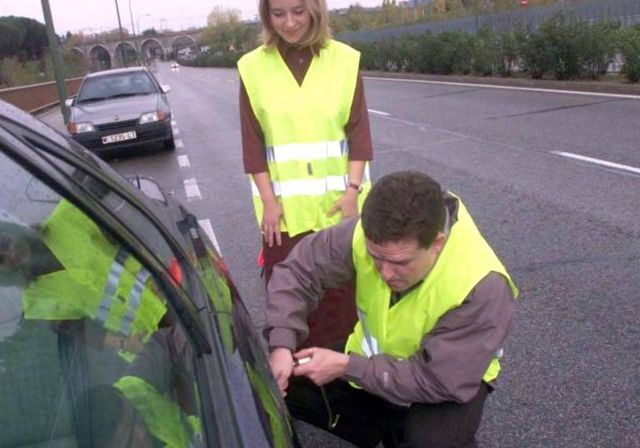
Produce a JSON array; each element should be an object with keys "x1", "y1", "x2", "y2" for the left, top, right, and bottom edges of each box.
[
  {"x1": 77, "y1": 96, "x2": 108, "y2": 103},
  {"x1": 107, "y1": 93, "x2": 139, "y2": 99}
]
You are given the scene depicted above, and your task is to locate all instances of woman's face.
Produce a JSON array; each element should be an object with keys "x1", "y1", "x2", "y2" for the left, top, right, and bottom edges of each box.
[{"x1": 268, "y1": 0, "x2": 311, "y2": 45}]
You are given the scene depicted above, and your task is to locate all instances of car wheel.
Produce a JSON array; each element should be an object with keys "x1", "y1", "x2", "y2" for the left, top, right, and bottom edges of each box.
[{"x1": 164, "y1": 130, "x2": 175, "y2": 151}]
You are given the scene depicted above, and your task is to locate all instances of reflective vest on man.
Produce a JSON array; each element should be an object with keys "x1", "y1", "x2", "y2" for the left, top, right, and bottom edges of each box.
[
  {"x1": 346, "y1": 196, "x2": 519, "y2": 384},
  {"x1": 22, "y1": 200, "x2": 166, "y2": 343},
  {"x1": 238, "y1": 40, "x2": 371, "y2": 237}
]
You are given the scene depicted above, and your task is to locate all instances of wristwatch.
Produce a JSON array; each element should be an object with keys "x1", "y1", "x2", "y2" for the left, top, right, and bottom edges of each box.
[{"x1": 347, "y1": 182, "x2": 363, "y2": 193}]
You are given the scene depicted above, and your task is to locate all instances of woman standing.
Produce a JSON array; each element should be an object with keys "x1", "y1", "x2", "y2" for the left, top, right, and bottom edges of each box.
[{"x1": 238, "y1": 0, "x2": 373, "y2": 347}]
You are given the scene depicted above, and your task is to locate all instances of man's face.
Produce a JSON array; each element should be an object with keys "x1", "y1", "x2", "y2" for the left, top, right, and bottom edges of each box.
[{"x1": 365, "y1": 234, "x2": 445, "y2": 293}]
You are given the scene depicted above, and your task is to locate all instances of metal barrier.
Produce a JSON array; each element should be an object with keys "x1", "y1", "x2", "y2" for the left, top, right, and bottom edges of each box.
[
  {"x1": 0, "y1": 78, "x2": 83, "y2": 114},
  {"x1": 338, "y1": 0, "x2": 640, "y2": 43}
]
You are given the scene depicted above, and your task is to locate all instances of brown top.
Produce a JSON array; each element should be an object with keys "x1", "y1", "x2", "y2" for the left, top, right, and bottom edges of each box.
[
  {"x1": 265, "y1": 194, "x2": 517, "y2": 406},
  {"x1": 239, "y1": 41, "x2": 373, "y2": 174}
]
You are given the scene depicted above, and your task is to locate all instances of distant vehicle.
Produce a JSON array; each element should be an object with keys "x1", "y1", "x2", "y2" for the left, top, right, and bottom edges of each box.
[
  {"x1": 171, "y1": 62, "x2": 180, "y2": 70},
  {"x1": 0, "y1": 99, "x2": 299, "y2": 447},
  {"x1": 66, "y1": 67, "x2": 175, "y2": 157}
]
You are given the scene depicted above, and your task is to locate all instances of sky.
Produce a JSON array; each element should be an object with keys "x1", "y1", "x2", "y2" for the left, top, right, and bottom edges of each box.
[{"x1": 0, "y1": 0, "x2": 382, "y2": 35}]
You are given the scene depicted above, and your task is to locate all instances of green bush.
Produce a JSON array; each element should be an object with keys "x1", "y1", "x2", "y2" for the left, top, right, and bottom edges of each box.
[
  {"x1": 495, "y1": 29, "x2": 520, "y2": 77},
  {"x1": 516, "y1": 26, "x2": 554, "y2": 79},
  {"x1": 471, "y1": 28, "x2": 499, "y2": 76},
  {"x1": 581, "y1": 21, "x2": 619, "y2": 79},
  {"x1": 618, "y1": 24, "x2": 640, "y2": 82}
]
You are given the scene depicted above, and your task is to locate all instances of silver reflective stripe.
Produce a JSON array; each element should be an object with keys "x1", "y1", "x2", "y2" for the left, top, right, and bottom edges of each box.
[
  {"x1": 251, "y1": 167, "x2": 371, "y2": 198},
  {"x1": 96, "y1": 248, "x2": 129, "y2": 325},
  {"x1": 120, "y1": 268, "x2": 151, "y2": 336},
  {"x1": 495, "y1": 348, "x2": 504, "y2": 359},
  {"x1": 265, "y1": 139, "x2": 348, "y2": 163},
  {"x1": 356, "y1": 306, "x2": 379, "y2": 357}
]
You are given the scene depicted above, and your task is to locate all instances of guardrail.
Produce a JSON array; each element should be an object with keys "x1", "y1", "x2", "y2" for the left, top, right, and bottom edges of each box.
[{"x1": 0, "y1": 78, "x2": 83, "y2": 114}]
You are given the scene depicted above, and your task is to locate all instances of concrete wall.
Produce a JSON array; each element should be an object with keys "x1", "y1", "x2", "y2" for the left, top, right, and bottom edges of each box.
[{"x1": 0, "y1": 78, "x2": 83, "y2": 114}]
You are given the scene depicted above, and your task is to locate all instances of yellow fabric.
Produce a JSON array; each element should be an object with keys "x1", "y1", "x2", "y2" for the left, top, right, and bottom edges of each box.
[
  {"x1": 238, "y1": 40, "x2": 370, "y2": 236},
  {"x1": 114, "y1": 375, "x2": 200, "y2": 448},
  {"x1": 22, "y1": 200, "x2": 166, "y2": 340},
  {"x1": 346, "y1": 196, "x2": 518, "y2": 383}
]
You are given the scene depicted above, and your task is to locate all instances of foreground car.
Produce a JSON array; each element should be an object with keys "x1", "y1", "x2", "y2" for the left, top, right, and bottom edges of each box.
[
  {"x1": 0, "y1": 99, "x2": 298, "y2": 447},
  {"x1": 66, "y1": 67, "x2": 175, "y2": 156}
]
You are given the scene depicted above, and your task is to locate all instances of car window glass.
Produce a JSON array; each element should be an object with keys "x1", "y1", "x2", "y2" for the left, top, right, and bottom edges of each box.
[
  {"x1": 0, "y1": 150, "x2": 205, "y2": 448},
  {"x1": 77, "y1": 72, "x2": 157, "y2": 102}
]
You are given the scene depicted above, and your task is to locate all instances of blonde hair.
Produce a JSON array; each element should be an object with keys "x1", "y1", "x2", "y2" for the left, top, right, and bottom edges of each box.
[{"x1": 259, "y1": 0, "x2": 332, "y2": 52}]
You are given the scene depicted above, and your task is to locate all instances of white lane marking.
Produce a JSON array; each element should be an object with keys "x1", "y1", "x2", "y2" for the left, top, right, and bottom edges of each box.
[
  {"x1": 171, "y1": 119, "x2": 177, "y2": 126},
  {"x1": 226, "y1": 79, "x2": 235, "y2": 83},
  {"x1": 551, "y1": 151, "x2": 640, "y2": 175},
  {"x1": 368, "y1": 108, "x2": 391, "y2": 116},
  {"x1": 176, "y1": 139, "x2": 184, "y2": 148},
  {"x1": 365, "y1": 76, "x2": 640, "y2": 100},
  {"x1": 177, "y1": 155, "x2": 190, "y2": 168},
  {"x1": 173, "y1": 128, "x2": 180, "y2": 135},
  {"x1": 184, "y1": 178, "x2": 202, "y2": 201},
  {"x1": 198, "y1": 219, "x2": 222, "y2": 255}
]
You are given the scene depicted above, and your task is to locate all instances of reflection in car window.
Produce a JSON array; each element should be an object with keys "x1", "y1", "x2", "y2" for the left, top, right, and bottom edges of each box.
[
  {"x1": 77, "y1": 71, "x2": 158, "y2": 103},
  {"x1": 0, "y1": 151, "x2": 204, "y2": 447}
]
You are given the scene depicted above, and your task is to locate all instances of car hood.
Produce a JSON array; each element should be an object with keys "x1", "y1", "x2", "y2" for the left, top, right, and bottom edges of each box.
[{"x1": 71, "y1": 95, "x2": 160, "y2": 124}]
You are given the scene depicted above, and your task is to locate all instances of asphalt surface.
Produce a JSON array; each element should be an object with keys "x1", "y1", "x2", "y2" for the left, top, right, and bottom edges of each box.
[{"x1": 40, "y1": 62, "x2": 640, "y2": 448}]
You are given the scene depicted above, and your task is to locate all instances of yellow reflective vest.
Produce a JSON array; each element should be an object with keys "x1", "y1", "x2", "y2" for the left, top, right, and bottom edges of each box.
[
  {"x1": 346, "y1": 196, "x2": 518, "y2": 383},
  {"x1": 114, "y1": 375, "x2": 202, "y2": 447},
  {"x1": 237, "y1": 40, "x2": 371, "y2": 236},
  {"x1": 22, "y1": 200, "x2": 166, "y2": 342}
]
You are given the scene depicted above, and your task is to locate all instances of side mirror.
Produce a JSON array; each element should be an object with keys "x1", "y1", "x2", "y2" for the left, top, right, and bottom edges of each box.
[
  {"x1": 64, "y1": 97, "x2": 75, "y2": 107},
  {"x1": 161, "y1": 85, "x2": 171, "y2": 93}
]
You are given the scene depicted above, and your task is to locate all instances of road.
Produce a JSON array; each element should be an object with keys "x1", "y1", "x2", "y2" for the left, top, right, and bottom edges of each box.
[{"x1": 41, "y1": 62, "x2": 640, "y2": 447}]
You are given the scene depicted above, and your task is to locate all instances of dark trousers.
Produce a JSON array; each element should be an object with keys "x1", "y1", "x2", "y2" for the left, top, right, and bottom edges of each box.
[
  {"x1": 263, "y1": 232, "x2": 357, "y2": 348},
  {"x1": 286, "y1": 376, "x2": 490, "y2": 448}
]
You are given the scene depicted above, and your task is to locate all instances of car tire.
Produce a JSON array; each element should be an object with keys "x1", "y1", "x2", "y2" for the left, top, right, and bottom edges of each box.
[{"x1": 164, "y1": 130, "x2": 175, "y2": 151}]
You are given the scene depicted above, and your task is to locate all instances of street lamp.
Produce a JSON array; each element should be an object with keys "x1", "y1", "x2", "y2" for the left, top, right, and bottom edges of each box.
[
  {"x1": 137, "y1": 14, "x2": 151, "y2": 65},
  {"x1": 114, "y1": 0, "x2": 127, "y2": 67}
]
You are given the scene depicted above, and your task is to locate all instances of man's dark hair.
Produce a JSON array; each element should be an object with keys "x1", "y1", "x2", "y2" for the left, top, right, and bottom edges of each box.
[{"x1": 361, "y1": 171, "x2": 445, "y2": 248}]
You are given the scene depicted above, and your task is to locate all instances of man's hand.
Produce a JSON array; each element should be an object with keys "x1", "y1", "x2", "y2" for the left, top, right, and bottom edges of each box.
[
  {"x1": 292, "y1": 347, "x2": 350, "y2": 386},
  {"x1": 268, "y1": 347, "x2": 294, "y2": 396}
]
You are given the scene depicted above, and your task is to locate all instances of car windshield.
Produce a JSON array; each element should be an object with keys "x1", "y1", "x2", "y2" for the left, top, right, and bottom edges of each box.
[{"x1": 77, "y1": 72, "x2": 158, "y2": 103}]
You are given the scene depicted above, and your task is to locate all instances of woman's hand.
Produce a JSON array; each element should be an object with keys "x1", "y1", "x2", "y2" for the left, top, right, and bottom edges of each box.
[
  {"x1": 261, "y1": 198, "x2": 283, "y2": 247},
  {"x1": 327, "y1": 189, "x2": 359, "y2": 220}
]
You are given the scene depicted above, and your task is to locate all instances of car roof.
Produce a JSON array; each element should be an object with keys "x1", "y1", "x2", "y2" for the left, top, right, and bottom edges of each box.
[{"x1": 85, "y1": 66, "x2": 151, "y2": 79}]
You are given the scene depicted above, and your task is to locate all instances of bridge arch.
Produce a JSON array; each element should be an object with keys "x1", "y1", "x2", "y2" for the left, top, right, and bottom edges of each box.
[
  {"x1": 89, "y1": 44, "x2": 111, "y2": 71},
  {"x1": 113, "y1": 41, "x2": 137, "y2": 68},
  {"x1": 140, "y1": 38, "x2": 166, "y2": 63}
]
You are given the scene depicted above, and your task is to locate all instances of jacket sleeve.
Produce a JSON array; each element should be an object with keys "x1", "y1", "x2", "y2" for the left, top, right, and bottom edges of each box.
[
  {"x1": 265, "y1": 218, "x2": 359, "y2": 350},
  {"x1": 344, "y1": 272, "x2": 516, "y2": 406}
]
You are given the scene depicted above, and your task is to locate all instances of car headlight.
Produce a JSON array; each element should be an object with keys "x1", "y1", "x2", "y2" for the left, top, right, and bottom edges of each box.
[
  {"x1": 139, "y1": 110, "x2": 168, "y2": 124},
  {"x1": 67, "y1": 122, "x2": 95, "y2": 134}
]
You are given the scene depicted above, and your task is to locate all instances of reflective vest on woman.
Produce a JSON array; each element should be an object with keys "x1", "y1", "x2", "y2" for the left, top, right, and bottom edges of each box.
[
  {"x1": 22, "y1": 200, "x2": 166, "y2": 341},
  {"x1": 346, "y1": 196, "x2": 519, "y2": 384},
  {"x1": 237, "y1": 40, "x2": 371, "y2": 237}
]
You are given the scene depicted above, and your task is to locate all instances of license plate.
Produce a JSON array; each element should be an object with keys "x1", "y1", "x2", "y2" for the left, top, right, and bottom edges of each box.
[{"x1": 102, "y1": 130, "x2": 137, "y2": 145}]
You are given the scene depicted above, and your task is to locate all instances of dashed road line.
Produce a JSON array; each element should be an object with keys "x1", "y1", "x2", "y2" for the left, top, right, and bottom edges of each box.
[
  {"x1": 176, "y1": 139, "x2": 184, "y2": 148},
  {"x1": 551, "y1": 151, "x2": 640, "y2": 176},
  {"x1": 184, "y1": 178, "x2": 202, "y2": 201},
  {"x1": 177, "y1": 155, "x2": 190, "y2": 168},
  {"x1": 368, "y1": 109, "x2": 391, "y2": 116},
  {"x1": 198, "y1": 219, "x2": 222, "y2": 255}
]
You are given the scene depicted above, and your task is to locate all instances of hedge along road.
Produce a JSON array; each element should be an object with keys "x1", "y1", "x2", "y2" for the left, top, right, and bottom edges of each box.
[{"x1": 40, "y1": 62, "x2": 640, "y2": 447}]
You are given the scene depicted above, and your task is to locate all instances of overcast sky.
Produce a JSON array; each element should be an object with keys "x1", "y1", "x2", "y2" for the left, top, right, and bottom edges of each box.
[{"x1": 0, "y1": 0, "x2": 381, "y2": 34}]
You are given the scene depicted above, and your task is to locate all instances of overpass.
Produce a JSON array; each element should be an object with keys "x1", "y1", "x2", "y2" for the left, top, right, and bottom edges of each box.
[{"x1": 70, "y1": 30, "x2": 203, "y2": 71}]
